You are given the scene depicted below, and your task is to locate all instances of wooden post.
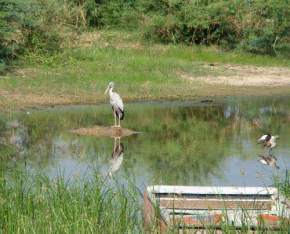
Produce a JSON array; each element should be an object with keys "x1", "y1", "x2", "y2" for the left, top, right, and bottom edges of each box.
[{"x1": 143, "y1": 191, "x2": 168, "y2": 233}]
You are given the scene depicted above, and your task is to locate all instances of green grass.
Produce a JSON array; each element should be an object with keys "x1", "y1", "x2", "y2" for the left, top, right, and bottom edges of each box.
[
  {"x1": 1, "y1": 30, "x2": 290, "y2": 110},
  {"x1": 1, "y1": 167, "x2": 290, "y2": 233},
  {"x1": 0, "y1": 167, "x2": 142, "y2": 233},
  {"x1": 276, "y1": 170, "x2": 290, "y2": 199}
]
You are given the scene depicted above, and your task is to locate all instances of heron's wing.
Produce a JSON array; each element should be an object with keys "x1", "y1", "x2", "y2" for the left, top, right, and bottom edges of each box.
[{"x1": 110, "y1": 92, "x2": 124, "y2": 111}]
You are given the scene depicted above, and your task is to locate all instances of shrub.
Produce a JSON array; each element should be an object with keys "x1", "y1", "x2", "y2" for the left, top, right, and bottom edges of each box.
[
  {"x1": 0, "y1": 0, "x2": 74, "y2": 64},
  {"x1": 83, "y1": 0, "x2": 140, "y2": 28},
  {"x1": 141, "y1": 0, "x2": 290, "y2": 55},
  {"x1": 1, "y1": 0, "x2": 289, "y2": 60}
]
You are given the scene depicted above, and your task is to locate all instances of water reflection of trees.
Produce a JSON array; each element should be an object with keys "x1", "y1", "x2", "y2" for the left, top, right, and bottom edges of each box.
[{"x1": 1, "y1": 97, "x2": 290, "y2": 184}]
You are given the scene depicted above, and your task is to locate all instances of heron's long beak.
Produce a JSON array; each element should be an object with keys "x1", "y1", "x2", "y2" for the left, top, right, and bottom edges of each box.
[{"x1": 105, "y1": 87, "x2": 109, "y2": 95}]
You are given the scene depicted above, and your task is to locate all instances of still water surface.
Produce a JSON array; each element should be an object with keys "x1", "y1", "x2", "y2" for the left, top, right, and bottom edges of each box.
[{"x1": 2, "y1": 97, "x2": 290, "y2": 190}]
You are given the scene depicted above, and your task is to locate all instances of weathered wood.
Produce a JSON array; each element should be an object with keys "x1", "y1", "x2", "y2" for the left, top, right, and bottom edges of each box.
[
  {"x1": 170, "y1": 213, "x2": 223, "y2": 226},
  {"x1": 143, "y1": 191, "x2": 167, "y2": 233},
  {"x1": 144, "y1": 185, "x2": 289, "y2": 232},
  {"x1": 159, "y1": 198, "x2": 272, "y2": 210},
  {"x1": 156, "y1": 194, "x2": 272, "y2": 200},
  {"x1": 148, "y1": 185, "x2": 277, "y2": 196}
]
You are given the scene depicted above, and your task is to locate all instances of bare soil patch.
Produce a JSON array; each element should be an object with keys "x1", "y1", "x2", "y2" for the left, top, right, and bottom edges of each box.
[{"x1": 180, "y1": 64, "x2": 290, "y2": 87}]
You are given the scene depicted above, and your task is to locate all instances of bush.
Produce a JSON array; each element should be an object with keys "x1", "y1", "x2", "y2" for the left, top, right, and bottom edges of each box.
[
  {"x1": 82, "y1": 0, "x2": 140, "y2": 28},
  {"x1": 141, "y1": 0, "x2": 290, "y2": 55},
  {"x1": 239, "y1": 1, "x2": 290, "y2": 55},
  {"x1": 1, "y1": 0, "x2": 289, "y2": 60},
  {"x1": 0, "y1": 0, "x2": 140, "y2": 65},
  {"x1": 0, "y1": 0, "x2": 74, "y2": 64}
]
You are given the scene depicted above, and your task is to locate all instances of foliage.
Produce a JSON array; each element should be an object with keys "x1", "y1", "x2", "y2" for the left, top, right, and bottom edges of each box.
[
  {"x1": 63, "y1": 0, "x2": 290, "y2": 56},
  {"x1": 0, "y1": 168, "x2": 141, "y2": 233},
  {"x1": 277, "y1": 170, "x2": 290, "y2": 199},
  {"x1": 82, "y1": 0, "x2": 140, "y2": 28},
  {"x1": 1, "y1": 0, "x2": 290, "y2": 67},
  {"x1": 141, "y1": 0, "x2": 290, "y2": 55},
  {"x1": 0, "y1": 0, "x2": 76, "y2": 64}
]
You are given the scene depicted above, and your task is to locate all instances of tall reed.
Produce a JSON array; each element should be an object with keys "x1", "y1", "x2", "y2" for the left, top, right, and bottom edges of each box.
[{"x1": 0, "y1": 167, "x2": 142, "y2": 233}]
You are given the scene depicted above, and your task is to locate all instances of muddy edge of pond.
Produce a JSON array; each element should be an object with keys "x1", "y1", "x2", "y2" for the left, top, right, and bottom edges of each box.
[
  {"x1": 1, "y1": 85, "x2": 290, "y2": 113},
  {"x1": 4, "y1": 96, "x2": 225, "y2": 113}
]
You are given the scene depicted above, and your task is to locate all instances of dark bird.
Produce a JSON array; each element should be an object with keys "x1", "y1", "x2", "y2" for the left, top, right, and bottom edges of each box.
[{"x1": 257, "y1": 134, "x2": 279, "y2": 155}]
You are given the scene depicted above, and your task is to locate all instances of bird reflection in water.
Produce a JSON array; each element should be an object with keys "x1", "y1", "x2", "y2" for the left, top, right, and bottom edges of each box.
[
  {"x1": 258, "y1": 154, "x2": 279, "y2": 169},
  {"x1": 108, "y1": 137, "x2": 124, "y2": 177}
]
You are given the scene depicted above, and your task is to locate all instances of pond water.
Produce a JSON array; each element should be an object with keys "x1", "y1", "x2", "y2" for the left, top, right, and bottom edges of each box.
[{"x1": 1, "y1": 96, "x2": 290, "y2": 190}]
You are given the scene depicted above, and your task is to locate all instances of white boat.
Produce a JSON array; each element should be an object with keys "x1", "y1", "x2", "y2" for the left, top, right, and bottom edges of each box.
[{"x1": 144, "y1": 185, "x2": 290, "y2": 232}]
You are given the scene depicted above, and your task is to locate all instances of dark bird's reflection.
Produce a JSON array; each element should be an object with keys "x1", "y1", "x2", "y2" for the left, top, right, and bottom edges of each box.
[
  {"x1": 108, "y1": 137, "x2": 124, "y2": 177},
  {"x1": 258, "y1": 155, "x2": 279, "y2": 169}
]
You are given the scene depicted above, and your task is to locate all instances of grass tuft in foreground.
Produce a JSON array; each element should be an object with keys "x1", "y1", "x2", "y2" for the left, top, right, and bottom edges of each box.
[
  {"x1": 1, "y1": 165, "x2": 290, "y2": 233},
  {"x1": 0, "y1": 168, "x2": 142, "y2": 233}
]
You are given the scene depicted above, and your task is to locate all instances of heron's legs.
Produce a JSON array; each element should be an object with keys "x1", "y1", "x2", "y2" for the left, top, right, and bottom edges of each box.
[
  {"x1": 114, "y1": 112, "x2": 117, "y2": 127},
  {"x1": 118, "y1": 117, "x2": 121, "y2": 128}
]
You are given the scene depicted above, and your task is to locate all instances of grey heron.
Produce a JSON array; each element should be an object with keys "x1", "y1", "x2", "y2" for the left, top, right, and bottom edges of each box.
[
  {"x1": 108, "y1": 137, "x2": 124, "y2": 177},
  {"x1": 105, "y1": 82, "x2": 124, "y2": 127},
  {"x1": 258, "y1": 155, "x2": 279, "y2": 169},
  {"x1": 257, "y1": 134, "x2": 279, "y2": 155}
]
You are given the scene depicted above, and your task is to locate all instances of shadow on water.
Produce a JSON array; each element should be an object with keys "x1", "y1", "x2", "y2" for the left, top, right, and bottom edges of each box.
[{"x1": 1, "y1": 96, "x2": 290, "y2": 188}]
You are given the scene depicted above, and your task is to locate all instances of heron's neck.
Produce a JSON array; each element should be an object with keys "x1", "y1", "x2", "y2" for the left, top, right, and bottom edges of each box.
[{"x1": 109, "y1": 87, "x2": 114, "y2": 95}]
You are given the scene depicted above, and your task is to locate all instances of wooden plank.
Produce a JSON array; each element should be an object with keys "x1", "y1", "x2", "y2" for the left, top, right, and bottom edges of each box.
[
  {"x1": 147, "y1": 186, "x2": 277, "y2": 196},
  {"x1": 159, "y1": 198, "x2": 272, "y2": 210},
  {"x1": 156, "y1": 194, "x2": 272, "y2": 200},
  {"x1": 170, "y1": 213, "x2": 223, "y2": 226},
  {"x1": 144, "y1": 185, "x2": 290, "y2": 231}
]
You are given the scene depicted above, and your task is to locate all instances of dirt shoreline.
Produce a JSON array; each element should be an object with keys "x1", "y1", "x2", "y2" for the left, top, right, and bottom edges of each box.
[
  {"x1": 180, "y1": 63, "x2": 290, "y2": 87},
  {"x1": 1, "y1": 63, "x2": 290, "y2": 111},
  {"x1": 1, "y1": 88, "x2": 290, "y2": 112}
]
